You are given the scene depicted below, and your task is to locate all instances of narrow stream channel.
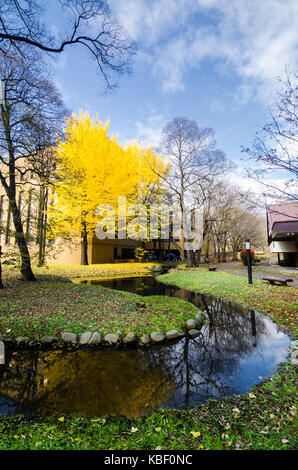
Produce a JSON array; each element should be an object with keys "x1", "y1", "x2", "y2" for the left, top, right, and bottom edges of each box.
[{"x1": 0, "y1": 275, "x2": 291, "y2": 418}]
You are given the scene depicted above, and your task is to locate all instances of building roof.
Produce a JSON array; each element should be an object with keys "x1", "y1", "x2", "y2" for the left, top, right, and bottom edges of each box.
[{"x1": 267, "y1": 202, "x2": 298, "y2": 238}]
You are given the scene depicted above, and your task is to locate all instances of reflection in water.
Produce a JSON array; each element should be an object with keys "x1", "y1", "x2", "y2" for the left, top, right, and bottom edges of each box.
[
  {"x1": 0, "y1": 276, "x2": 291, "y2": 418},
  {"x1": 0, "y1": 348, "x2": 175, "y2": 417}
]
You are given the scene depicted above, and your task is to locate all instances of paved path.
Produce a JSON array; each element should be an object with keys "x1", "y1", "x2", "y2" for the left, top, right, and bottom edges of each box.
[{"x1": 215, "y1": 261, "x2": 298, "y2": 287}]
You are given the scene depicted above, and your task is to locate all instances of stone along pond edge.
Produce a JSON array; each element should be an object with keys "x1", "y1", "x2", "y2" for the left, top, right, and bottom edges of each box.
[
  {"x1": 1, "y1": 313, "x2": 297, "y2": 365},
  {"x1": 0, "y1": 312, "x2": 206, "y2": 349},
  {"x1": 1, "y1": 306, "x2": 297, "y2": 365}
]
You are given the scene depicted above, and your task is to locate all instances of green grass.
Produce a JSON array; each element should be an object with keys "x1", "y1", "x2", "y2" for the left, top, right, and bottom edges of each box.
[
  {"x1": 0, "y1": 279, "x2": 199, "y2": 340},
  {"x1": 157, "y1": 270, "x2": 298, "y2": 339},
  {"x1": 0, "y1": 265, "x2": 297, "y2": 451}
]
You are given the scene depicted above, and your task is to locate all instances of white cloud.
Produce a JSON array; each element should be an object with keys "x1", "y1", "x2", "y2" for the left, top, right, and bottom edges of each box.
[
  {"x1": 210, "y1": 99, "x2": 225, "y2": 113},
  {"x1": 227, "y1": 164, "x2": 295, "y2": 205},
  {"x1": 109, "y1": 0, "x2": 195, "y2": 43},
  {"x1": 135, "y1": 115, "x2": 165, "y2": 148},
  {"x1": 110, "y1": 0, "x2": 298, "y2": 103}
]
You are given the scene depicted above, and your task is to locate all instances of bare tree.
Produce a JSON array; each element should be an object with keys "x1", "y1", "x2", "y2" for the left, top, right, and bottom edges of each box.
[
  {"x1": 228, "y1": 210, "x2": 266, "y2": 260},
  {"x1": 201, "y1": 181, "x2": 266, "y2": 262},
  {"x1": 243, "y1": 70, "x2": 298, "y2": 202},
  {"x1": 0, "y1": 0, "x2": 136, "y2": 91},
  {"x1": 0, "y1": 48, "x2": 67, "y2": 280},
  {"x1": 158, "y1": 117, "x2": 229, "y2": 267}
]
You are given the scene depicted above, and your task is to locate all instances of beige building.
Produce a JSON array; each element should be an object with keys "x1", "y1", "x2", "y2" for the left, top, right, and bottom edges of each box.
[{"x1": 0, "y1": 161, "x2": 183, "y2": 265}]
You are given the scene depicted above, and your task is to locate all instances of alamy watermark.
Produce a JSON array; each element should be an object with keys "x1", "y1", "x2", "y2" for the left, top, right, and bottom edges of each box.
[{"x1": 95, "y1": 196, "x2": 203, "y2": 251}]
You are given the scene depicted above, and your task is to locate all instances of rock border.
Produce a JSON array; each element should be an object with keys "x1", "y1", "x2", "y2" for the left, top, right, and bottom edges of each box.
[
  {"x1": 1, "y1": 313, "x2": 296, "y2": 365},
  {"x1": 0, "y1": 311, "x2": 207, "y2": 350}
]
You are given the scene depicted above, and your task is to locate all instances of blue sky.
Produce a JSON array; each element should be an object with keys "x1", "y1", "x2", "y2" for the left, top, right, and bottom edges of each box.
[{"x1": 49, "y1": 0, "x2": 298, "y2": 192}]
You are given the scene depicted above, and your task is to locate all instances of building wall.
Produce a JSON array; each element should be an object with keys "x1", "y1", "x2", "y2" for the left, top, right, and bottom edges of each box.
[
  {"x1": 1, "y1": 159, "x2": 248, "y2": 265},
  {"x1": 0, "y1": 160, "x2": 152, "y2": 265},
  {"x1": 295, "y1": 236, "x2": 298, "y2": 267},
  {"x1": 45, "y1": 239, "x2": 82, "y2": 265},
  {"x1": 90, "y1": 237, "x2": 137, "y2": 264}
]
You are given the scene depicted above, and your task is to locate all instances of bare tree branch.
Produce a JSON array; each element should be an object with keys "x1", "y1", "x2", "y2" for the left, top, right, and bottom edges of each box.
[
  {"x1": 243, "y1": 69, "x2": 298, "y2": 202},
  {"x1": 0, "y1": 0, "x2": 136, "y2": 91}
]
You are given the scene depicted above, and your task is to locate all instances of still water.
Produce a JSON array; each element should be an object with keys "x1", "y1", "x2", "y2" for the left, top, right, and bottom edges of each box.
[{"x1": 0, "y1": 275, "x2": 291, "y2": 417}]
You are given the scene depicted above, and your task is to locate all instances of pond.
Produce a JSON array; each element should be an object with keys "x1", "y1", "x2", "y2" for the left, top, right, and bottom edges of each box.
[{"x1": 0, "y1": 275, "x2": 291, "y2": 418}]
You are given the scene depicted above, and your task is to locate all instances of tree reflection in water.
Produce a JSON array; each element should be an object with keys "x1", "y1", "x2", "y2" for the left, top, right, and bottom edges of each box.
[{"x1": 0, "y1": 277, "x2": 290, "y2": 417}]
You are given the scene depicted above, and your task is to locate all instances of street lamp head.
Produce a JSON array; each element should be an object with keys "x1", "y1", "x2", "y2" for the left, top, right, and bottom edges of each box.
[{"x1": 245, "y1": 239, "x2": 251, "y2": 250}]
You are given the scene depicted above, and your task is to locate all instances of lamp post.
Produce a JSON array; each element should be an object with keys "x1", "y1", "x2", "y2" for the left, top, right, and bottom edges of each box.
[{"x1": 246, "y1": 239, "x2": 253, "y2": 285}]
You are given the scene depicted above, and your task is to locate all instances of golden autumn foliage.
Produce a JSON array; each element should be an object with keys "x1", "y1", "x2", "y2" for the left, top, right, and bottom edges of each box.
[{"x1": 47, "y1": 111, "x2": 169, "y2": 242}]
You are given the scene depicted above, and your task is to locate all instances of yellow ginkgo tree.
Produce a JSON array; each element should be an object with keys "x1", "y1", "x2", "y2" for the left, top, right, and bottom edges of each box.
[{"x1": 48, "y1": 111, "x2": 169, "y2": 264}]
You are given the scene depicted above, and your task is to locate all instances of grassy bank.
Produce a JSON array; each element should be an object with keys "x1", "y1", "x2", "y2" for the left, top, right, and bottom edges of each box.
[
  {"x1": 157, "y1": 270, "x2": 298, "y2": 339},
  {"x1": 0, "y1": 279, "x2": 198, "y2": 341}
]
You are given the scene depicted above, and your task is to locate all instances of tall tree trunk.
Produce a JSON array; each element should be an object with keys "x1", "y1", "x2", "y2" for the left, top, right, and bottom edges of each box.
[
  {"x1": 222, "y1": 232, "x2": 227, "y2": 262},
  {"x1": 1, "y1": 104, "x2": 35, "y2": 281},
  {"x1": 194, "y1": 219, "x2": 209, "y2": 267},
  {"x1": 217, "y1": 239, "x2": 221, "y2": 263},
  {"x1": 195, "y1": 247, "x2": 202, "y2": 267},
  {"x1": 222, "y1": 245, "x2": 227, "y2": 262},
  {"x1": 10, "y1": 199, "x2": 36, "y2": 281},
  {"x1": 186, "y1": 249, "x2": 192, "y2": 267},
  {"x1": 37, "y1": 185, "x2": 48, "y2": 266},
  {"x1": 81, "y1": 226, "x2": 89, "y2": 265},
  {"x1": 212, "y1": 238, "x2": 216, "y2": 260},
  {"x1": 205, "y1": 234, "x2": 210, "y2": 261},
  {"x1": 39, "y1": 211, "x2": 47, "y2": 266}
]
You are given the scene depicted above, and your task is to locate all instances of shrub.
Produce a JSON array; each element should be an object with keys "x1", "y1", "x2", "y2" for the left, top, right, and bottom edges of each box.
[{"x1": 240, "y1": 248, "x2": 255, "y2": 265}]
